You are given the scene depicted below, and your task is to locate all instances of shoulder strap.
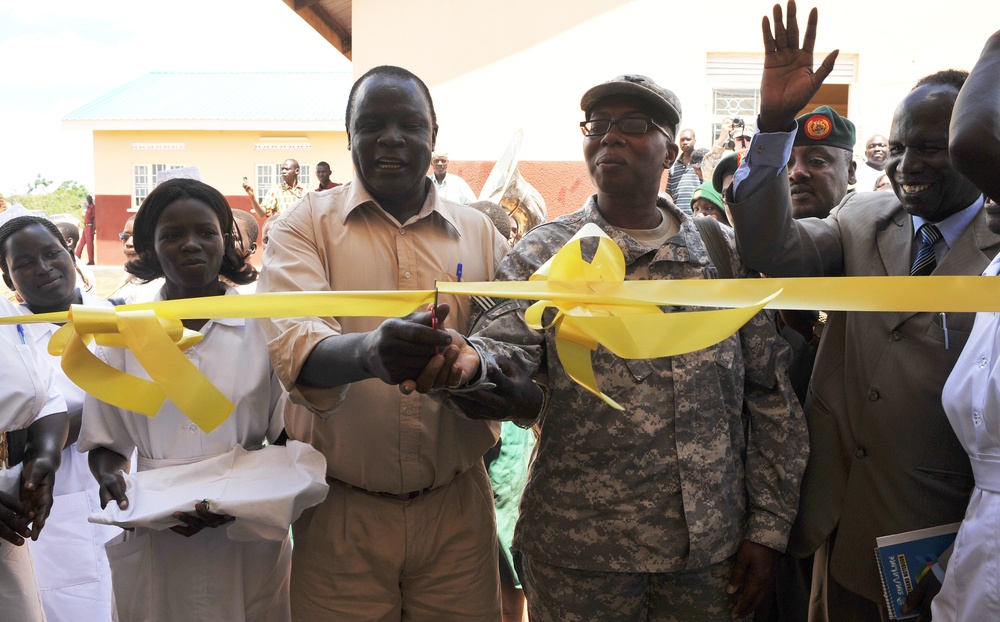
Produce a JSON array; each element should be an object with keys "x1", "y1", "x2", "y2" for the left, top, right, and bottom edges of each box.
[{"x1": 693, "y1": 217, "x2": 734, "y2": 279}]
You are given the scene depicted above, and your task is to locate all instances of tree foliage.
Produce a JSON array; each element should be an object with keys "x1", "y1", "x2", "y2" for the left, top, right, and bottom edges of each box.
[{"x1": 8, "y1": 178, "x2": 90, "y2": 219}]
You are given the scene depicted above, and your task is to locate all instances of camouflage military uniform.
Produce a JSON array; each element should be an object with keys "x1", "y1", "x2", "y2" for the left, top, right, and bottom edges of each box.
[{"x1": 469, "y1": 196, "x2": 807, "y2": 582}]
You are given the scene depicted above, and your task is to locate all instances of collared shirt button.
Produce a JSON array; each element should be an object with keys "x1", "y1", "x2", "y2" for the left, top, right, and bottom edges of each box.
[
  {"x1": 868, "y1": 389, "x2": 881, "y2": 401},
  {"x1": 890, "y1": 329, "x2": 903, "y2": 341},
  {"x1": 973, "y1": 411, "x2": 983, "y2": 426},
  {"x1": 980, "y1": 356, "x2": 989, "y2": 369},
  {"x1": 185, "y1": 423, "x2": 198, "y2": 433},
  {"x1": 855, "y1": 447, "x2": 868, "y2": 458},
  {"x1": 404, "y1": 271, "x2": 411, "y2": 279},
  {"x1": 399, "y1": 228, "x2": 406, "y2": 235}
]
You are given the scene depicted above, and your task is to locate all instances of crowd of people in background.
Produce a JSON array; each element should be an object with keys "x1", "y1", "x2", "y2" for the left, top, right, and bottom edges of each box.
[{"x1": 2, "y1": 2, "x2": 1000, "y2": 621}]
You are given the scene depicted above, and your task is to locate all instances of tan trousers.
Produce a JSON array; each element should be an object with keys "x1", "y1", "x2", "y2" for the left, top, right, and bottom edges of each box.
[
  {"x1": 290, "y1": 462, "x2": 501, "y2": 621},
  {"x1": 1, "y1": 467, "x2": 46, "y2": 621}
]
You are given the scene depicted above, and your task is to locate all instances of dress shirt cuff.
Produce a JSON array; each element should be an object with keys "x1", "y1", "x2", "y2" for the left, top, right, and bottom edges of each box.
[
  {"x1": 931, "y1": 561, "x2": 946, "y2": 583},
  {"x1": 732, "y1": 119, "x2": 796, "y2": 202},
  {"x1": 744, "y1": 511, "x2": 792, "y2": 553},
  {"x1": 440, "y1": 340, "x2": 546, "y2": 428},
  {"x1": 442, "y1": 341, "x2": 496, "y2": 393}
]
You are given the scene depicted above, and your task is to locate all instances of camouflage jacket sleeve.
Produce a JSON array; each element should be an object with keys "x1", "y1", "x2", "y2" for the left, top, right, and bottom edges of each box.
[
  {"x1": 465, "y1": 226, "x2": 560, "y2": 424},
  {"x1": 737, "y1": 306, "x2": 809, "y2": 551},
  {"x1": 719, "y1": 219, "x2": 809, "y2": 551}
]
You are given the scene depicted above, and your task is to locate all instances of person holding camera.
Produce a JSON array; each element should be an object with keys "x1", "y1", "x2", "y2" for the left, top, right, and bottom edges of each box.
[{"x1": 701, "y1": 117, "x2": 735, "y2": 180}]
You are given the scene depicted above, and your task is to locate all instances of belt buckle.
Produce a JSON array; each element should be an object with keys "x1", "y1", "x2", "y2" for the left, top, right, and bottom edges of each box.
[{"x1": 0, "y1": 431, "x2": 8, "y2": 470}]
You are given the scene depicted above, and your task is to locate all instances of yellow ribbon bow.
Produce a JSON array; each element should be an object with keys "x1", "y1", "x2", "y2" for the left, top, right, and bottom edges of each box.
[
  {"x1": 10, "y1": 293, "x2": 437, "y2": 434},
  {"x1": 449, "y1": 224, "x2": 777, "y2": 409},
  {"x1": 50, "y1": 305, "x2": 231, "y2": 433}
]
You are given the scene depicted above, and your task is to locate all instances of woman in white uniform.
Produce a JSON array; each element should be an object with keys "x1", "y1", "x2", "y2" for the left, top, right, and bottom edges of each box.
[
  {"x1": 0, "y1": 292, "x2": 69, "y2": 621},
  {"x1": 930, "y1": 27, "x2": 1000, "y2": 622},
  {"x1": 78, "y1": 178, "x2": 291, "y2": 622},
  {"x1": 0, "y1": 214, "x2": 120, "y2": 621}
]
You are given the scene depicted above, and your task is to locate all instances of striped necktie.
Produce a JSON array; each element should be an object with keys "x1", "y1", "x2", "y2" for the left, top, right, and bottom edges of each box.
[{"x1": 910, "y1": 223, "x2": 942, "y2": 276}]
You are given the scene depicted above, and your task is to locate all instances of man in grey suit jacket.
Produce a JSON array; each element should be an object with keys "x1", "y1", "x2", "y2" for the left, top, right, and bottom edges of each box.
[{"x1": 725, "y1": 2, "x2": 1000, "y2": 620}]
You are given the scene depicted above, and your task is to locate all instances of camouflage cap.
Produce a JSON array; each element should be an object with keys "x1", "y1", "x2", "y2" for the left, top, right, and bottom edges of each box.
[{"x1": 581, "y1": 74, "x2": 682, "y2": 136}]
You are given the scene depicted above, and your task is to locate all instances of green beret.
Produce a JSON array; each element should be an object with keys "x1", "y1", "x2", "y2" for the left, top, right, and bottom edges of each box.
[
  {"x1": 794, "y1": 105, "x2": 856, "y2": 151},
  {"x1": 712, "y1": 151, "x2": 743, "y2": 194},
  {"x1": 691, "y1": 180, "x2": 726, "y2": 212}
]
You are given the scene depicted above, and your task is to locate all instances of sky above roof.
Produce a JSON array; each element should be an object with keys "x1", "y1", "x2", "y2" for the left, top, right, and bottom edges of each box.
[
  {"x1": 64, "y1": 72, "x2": 352, "y2": 122},
  {"x1": 0, "y1": 0, "x2": 352, "y2": 196}
]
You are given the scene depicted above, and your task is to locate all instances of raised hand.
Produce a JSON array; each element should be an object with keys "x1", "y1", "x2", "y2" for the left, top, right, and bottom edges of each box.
[{"x1": 759, "y1": 1, "x2": 839, "y2": 132}]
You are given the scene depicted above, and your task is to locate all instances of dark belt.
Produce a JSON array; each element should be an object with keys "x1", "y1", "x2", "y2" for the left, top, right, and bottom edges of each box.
[
  {"x1": 0, "y1": 428, "x2": 28, "y2": 469},
  {"x1": 327, "y1": 477, "x2": 433, "y2": 501}
]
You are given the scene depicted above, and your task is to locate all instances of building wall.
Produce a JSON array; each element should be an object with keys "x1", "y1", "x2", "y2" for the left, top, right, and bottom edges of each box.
[
  {"x1": 91, "y1": 128, "x2": 350, "y2": 264},
  {"x1": 352, "y1": 0, "x2": 996, "y2": 168}
]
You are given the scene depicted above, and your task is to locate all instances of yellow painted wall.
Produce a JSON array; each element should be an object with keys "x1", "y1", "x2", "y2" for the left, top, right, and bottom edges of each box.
[{"x1": 93, "y1": 129, "x2": 351, "y2": 196}]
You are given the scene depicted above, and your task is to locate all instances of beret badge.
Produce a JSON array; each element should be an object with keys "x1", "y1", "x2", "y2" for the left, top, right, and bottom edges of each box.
[{"x1": 804, "y1": 115, "x2": 833, "y2": 141}]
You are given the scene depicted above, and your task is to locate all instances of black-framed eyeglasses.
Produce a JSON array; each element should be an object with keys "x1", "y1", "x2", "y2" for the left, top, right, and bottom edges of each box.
[
  {"x1": 118, "y1": 232, "x2": 131, "y2": 241},
  {"x1": 580, "y1": 118, "x2": 670, "y2": 138}
]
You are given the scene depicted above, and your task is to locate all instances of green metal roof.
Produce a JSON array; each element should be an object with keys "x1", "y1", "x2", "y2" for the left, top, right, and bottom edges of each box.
[{"x1": 64, "y1": 72, "x2": 351, "y2": 122}]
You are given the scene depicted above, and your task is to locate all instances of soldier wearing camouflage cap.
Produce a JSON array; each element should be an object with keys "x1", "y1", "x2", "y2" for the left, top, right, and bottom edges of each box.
[{"x1": 430, "y1": 73, "x2": 807, "y2": 622}]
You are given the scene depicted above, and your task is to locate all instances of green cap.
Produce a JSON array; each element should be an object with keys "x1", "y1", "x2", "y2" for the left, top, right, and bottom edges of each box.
[
  {"x1": 794, "y1": 105, "x2": 856, "y2": 151},
  {"x1": 692, "y1": 180, "x2": 726, "y2": 212}
]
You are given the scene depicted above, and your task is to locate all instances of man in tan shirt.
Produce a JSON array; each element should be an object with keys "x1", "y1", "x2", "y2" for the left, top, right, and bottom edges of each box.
[{"x1": 257, "y1": 65, "x2": 507, "y2": 621}]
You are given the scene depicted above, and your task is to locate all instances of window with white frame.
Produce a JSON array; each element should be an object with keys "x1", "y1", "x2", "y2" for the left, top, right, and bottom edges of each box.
[
  {"x1": 706, "y1": 51, "x2": 858, "y2": 143},
  {"x1": 711, "y1": 88, "x2": 760, "y2": 142},
  {"x1": 255, "y1": 163, "x2": 311, "y2": 197},
  {"x1": 255, "y1": 164, "x2": 275, "y2": 198},
  {"x1": 132, "y1": 163, "x2": 183, "y2": 208}
]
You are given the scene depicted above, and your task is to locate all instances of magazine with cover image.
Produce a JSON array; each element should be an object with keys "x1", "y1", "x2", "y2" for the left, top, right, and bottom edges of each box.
[{"x1": 874, "y1": 522, "x2": 961, "y2": 620}]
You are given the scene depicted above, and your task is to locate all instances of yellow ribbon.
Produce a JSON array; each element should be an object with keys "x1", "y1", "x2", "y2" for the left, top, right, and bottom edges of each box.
[
  {"x1": 47, "y1": 306, "x2": 230, "y2": 432},
  {"x1": 5, "y1": 223, "x2": 1000, "y2": 421},
  {"x1": 4, "y1": 293, "x2": 436, "y2": 433},
  {"x1": 465, "y1": 223, "x2": 775, "y2": 409}
]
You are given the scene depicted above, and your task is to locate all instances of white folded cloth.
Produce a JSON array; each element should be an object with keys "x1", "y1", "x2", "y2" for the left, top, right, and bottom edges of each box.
[{"x1": 89, "y1": 440, "x2": 328, "y2": 541}]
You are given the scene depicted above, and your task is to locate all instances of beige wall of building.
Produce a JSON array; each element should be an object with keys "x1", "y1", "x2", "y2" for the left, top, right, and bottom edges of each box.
[
  {"x1": 93, "y1": 129, "x2": 351, "y2": 197},
  {"x1": 85, "y1": 127, "x2": 349, "y2": 264},
  {"x1": 351, "y1": 0, "x2": 996, "y2": 166}
]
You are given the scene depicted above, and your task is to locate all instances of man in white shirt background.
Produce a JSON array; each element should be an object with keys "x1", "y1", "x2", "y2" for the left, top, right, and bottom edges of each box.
[{"x1": 429, "y1": 151, "x2": 477, "y2": 204}]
